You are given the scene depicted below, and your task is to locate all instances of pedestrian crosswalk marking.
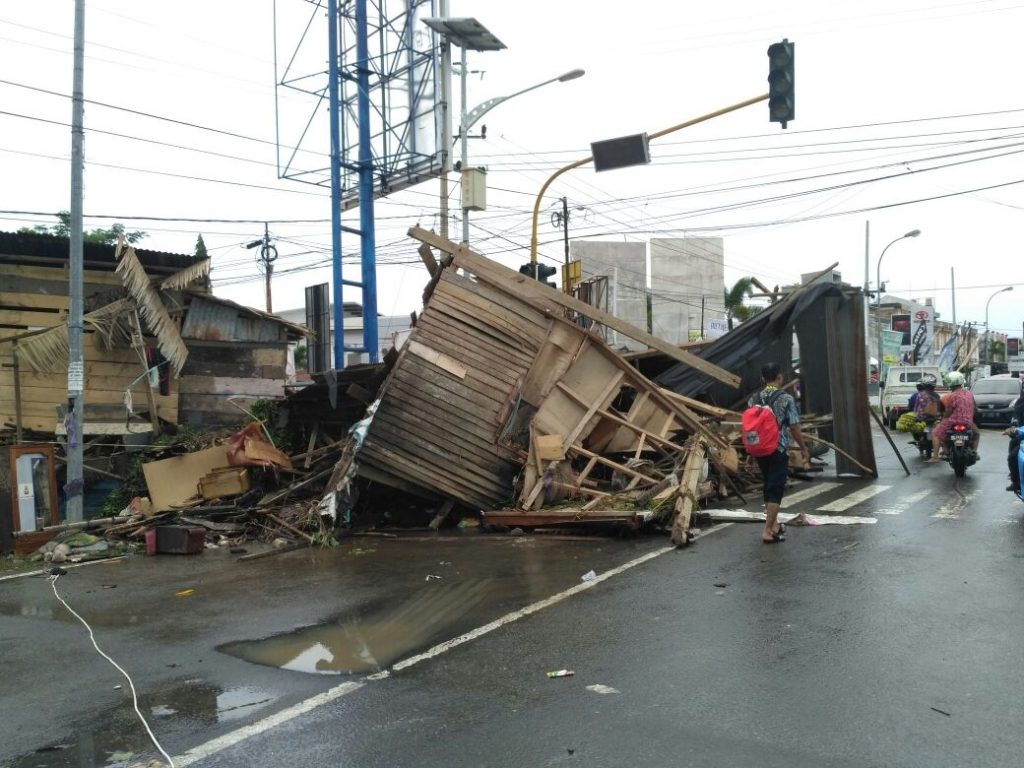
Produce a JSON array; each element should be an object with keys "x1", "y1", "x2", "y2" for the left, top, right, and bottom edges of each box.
[
  {"x1": 818, "y1": 485, "x2": 891, "y2": 512},
  {"x1": 780, "y1": 482, "x2": 839, "y2": 509},
  {"x1": 874, "y1": 488, "x2": 932, "y2": 515}
]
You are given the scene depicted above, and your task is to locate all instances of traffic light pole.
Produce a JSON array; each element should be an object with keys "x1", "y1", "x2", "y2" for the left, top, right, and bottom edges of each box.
[{"x1": 528, "y1": 93, "x2": 769, "y2": 265}]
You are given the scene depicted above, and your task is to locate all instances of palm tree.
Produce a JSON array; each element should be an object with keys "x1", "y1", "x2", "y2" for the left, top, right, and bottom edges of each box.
[{"x1": 724, "y1": 277, "x2": 756, "y2": 330}]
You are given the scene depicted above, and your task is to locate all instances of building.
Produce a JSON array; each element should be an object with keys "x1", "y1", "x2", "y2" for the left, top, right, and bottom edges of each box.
[
  {"x1": 0, "y1": 231, "x2": 308, "y2": 434},
  {"x1": 569, "y1": 237, "x2": 726, "y2": 350}
]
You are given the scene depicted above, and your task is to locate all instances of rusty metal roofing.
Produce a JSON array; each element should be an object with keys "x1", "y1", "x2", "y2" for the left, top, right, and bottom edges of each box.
[{"x1": 181, "y1": 293, "x2": 311, "y2": 343}]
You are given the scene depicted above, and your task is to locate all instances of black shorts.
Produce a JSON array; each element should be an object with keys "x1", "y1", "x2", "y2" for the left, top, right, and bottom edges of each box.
[{"x1": 756, "y1": 450, "x2": 790, "y2": 505}]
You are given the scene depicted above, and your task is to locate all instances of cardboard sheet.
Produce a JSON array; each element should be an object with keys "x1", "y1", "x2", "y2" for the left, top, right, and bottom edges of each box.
[{"x1": 142, "y1": 445, "x2": 230, "y2": 511}]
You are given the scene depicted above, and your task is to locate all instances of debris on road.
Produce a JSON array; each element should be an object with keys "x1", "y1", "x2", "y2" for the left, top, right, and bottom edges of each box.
[
  {"x1": 4, "y1": 229, "x2": 878, "y2": 558},
  {"x1": 546, "y1": 669, "x2": 575, "y2": 678}
]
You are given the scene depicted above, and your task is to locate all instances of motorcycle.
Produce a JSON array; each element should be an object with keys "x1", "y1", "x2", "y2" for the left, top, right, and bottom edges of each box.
[
  {"x1": 1012, "y1": 427, "x2": 1024, "y2": 503},
  {"x1": 944, "y1": 422, "x2": 978, "y2": 478},
  {"x1": 910, "y1": 418, "x2": 935, "y2": 458}
]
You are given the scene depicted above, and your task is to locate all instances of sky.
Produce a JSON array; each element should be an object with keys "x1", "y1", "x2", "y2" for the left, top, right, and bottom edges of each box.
[{"x1": 1, "y1": 0, "x2": 1022, "y2": 339}]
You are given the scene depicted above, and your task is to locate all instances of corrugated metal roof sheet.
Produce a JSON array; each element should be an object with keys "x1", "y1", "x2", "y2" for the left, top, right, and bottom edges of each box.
[{"x1": 181, "y1": 295, "x2": 298, "y2": 343}]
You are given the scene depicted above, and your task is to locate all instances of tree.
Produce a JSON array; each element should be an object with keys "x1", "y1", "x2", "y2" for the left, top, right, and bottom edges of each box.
[
  {"x1": 989, "y1": 339, "x2": 1007, "y2": 363},
  {"x1": 194, "y1": 233, "x2": 208, "y2": 259},
  {"x1": 18, "y1": 210, "x2": 147, "y2": 245},
  {"x1": 724, "y1": 277, "x2": 757, "y2": 330}
]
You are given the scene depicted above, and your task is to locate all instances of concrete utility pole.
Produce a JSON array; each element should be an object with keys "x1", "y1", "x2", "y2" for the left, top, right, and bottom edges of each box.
[
  {"x1": 247, "y1": 223, "x2": 277, "y2": 313},
  {"x1": 66, "y1": 0, "x2": 86, "y2": 522}
]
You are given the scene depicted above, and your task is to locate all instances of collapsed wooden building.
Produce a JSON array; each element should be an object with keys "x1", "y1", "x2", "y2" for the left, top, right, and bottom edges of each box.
[{"x1": 322, "y1": 229, "x2": 876, "y2": 544}]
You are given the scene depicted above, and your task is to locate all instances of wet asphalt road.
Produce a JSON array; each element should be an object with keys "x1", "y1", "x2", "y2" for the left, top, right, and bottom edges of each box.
[{"x1": 2, "y1": 426, "x2": 1023, "y2": 767}]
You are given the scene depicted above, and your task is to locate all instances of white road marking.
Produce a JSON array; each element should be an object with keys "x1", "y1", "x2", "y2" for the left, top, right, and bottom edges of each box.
[
  {"x1": 818, "y1": 485, "x2": 891, "y2": 512},
  {"x1": 780, "y1": 482, "x2": 839, "y2": 509},
  {"x1": 874, "y1": 488, "x2": 932, "y2": 515},
  {"x1": 174, "y1": 523, "x2": 733, "y2": 765}
]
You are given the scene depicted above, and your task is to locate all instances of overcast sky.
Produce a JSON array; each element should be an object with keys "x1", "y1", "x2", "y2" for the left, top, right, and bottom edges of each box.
[{"x1": 1, "y1": 0, "x2": 1022, "y2": 337}]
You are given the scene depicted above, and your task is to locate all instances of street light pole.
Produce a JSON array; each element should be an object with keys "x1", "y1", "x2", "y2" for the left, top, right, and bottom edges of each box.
[
  {"x1": 984, "y1": 285, "x2": 1013, "y2": 365},
  {"x1": 459, "y1": 68, "x2": 585, "y2": 245},
  {"x1": 873, "y1": 228, "x2": 921, "y2": 388},
  {"x1": 875, "y1": 229, "x2": 921, "y2": 307}
]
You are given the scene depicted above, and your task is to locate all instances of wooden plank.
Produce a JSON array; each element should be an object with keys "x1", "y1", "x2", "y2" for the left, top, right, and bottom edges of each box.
[
  {"x1": 659, "y1": 388, "x2": 737, "y2": 419},
  {"x1": 415, "y1": 313, "x2": 534, "y2": 374},
  {"x1": 386, "y1": 379, "x2": 514, "y2": 451},
  {"x1": 410, "y1": 322, "x2": 524, "y2": 387},
  {"x1": 359, "y1": 436, "x2": 507, "y2": 506},
  {"x1": 567, "y1": 444, "x2": 660, "y2": 486},
  {"x1": 370, "y1": 410, "x2": 512, "y2": 486},
  {"x1": 177, "y1": 375, "x2": 285, "y2": 398},
  {"x1": 0, "y1": 292, "x2": 70, "y2": 311},
  {"x1": 520, "y1": 322, "x2": 586, "y2": 406},
  {"x1": 428, "y1": 293, "x2": 541, "y2": 357},
  {"x1": 408, "y1": 226, "x2": 741, "y2": 388},
  {"x1": 406, "y1": 339, "x2": 468, "y2": 379},
  {"x1": 434, "y1": 275, "x2": 549, "y2": 344},
  {"x1": 481, "y1": 508, "x2": 641, "y2": 528}
]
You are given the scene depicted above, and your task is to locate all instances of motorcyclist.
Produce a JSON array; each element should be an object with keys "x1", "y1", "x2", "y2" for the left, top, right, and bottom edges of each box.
[
  {"x1": 1002, "y1": 394, "x2": 1024, "y2": 493},
  {"x1": 914, "y1": 377, "x2": 942, "y2": 420},
  {"x1": 928, "y1": 371, "x2": 978, "y2": 462}
]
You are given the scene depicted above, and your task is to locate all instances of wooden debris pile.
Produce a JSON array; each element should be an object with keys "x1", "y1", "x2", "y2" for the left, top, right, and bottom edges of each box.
[{"x1": 317, "y1": 228, "x2": 836, "y2": 546}]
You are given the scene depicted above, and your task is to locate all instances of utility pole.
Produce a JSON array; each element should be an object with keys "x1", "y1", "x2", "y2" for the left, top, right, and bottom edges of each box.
[
  {"x1": 246, "y1": 223, "x2": 277, "y2": 312},
  {"x1": 437, "y1": 0, "x2": 451, "y2": 239},
  {"x1": 66, "y1": 0, "x2": 86, "y2": 523}
]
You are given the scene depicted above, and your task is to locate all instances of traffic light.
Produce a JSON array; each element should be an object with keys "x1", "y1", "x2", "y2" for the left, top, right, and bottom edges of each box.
[
  {"x1": 519, "y1": 262, "x2": 558, "y2": 289},
  {"x1": 767, "y1": 39, "x2": 795, "y2": 128}
]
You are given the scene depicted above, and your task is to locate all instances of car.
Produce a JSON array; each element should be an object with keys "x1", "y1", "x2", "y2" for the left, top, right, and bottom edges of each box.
[{"x1": 972, "y1": 375, "x2": 1023, "y2": 426}]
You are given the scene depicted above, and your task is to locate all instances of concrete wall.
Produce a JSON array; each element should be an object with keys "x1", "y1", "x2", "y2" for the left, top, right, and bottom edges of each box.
[
  {"x1": 569, "y1": 241, "x2": 647, "y2": 351},
  {"x1": 649, "y1": 238, "x2": 725, "y2": 345}
]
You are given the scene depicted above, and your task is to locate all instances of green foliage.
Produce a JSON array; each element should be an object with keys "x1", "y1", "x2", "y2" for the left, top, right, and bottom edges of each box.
[
  {"x1": 293, "y1": 344, "x2": 308, "y2": 371},
  {"x1": 249, "y1": 399, "x2": 291, "y2": 452},
  {"x1": 194, "y1": 233, "x2": 208, "y2": 259},
  {"x1": 724, "y1": 277, "x2": 756, "y2": 330},
  {"x1": 99, "y1": 455, "x2": 145, "y2": 518},
  {"x1": 19, "y1": 210, "x2": 147, "y2": 245},
  {"x1": 988, "y1": 340, "x2": 1007, "y2": 363}
]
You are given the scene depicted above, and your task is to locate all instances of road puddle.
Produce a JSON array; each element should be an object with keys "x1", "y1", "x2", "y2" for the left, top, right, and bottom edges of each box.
[
  {"x1": 8, "y1": 680, "x2": 273, "y2": 767},
  {"x1": 219, "y1": 578, "x2": 499, "y2": 675}
]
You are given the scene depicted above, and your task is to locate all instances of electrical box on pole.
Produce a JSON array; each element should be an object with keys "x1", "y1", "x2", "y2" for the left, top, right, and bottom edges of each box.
[{"x1": 767, "y1": 39, "x2": 795, "y2": 128}]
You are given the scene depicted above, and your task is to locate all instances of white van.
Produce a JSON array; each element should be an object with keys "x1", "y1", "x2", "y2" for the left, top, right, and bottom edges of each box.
[{"x1": 880, "y1": 365, "x2": 946, "y2": 427}]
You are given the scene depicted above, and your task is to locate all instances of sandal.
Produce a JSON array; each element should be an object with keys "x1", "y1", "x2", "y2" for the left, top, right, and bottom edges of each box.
[{"x1": 762, "y1": 530, "x2": 786, "y2": 544}]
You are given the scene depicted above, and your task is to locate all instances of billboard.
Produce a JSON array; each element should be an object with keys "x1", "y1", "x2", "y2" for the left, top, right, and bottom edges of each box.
[
  {"x1": 890, "y1": 314, "x2": 911, "y2": 349},
  {"x1": 1008, "y1": 337, "x2": 1021, "y2": 359}
]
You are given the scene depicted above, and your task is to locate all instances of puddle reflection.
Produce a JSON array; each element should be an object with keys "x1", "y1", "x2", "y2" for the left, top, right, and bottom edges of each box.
[
  {"x1": 8, "y1": 680, "x2": 273, "y2": 767},
  {"x1": 219, "y1": 579, "x2": 497, "y2": 675}
]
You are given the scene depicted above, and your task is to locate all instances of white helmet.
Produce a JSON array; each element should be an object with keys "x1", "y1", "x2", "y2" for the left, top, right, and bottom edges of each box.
[{"x1": 945, "y1": 371, "x2": 965, "y2": 387}]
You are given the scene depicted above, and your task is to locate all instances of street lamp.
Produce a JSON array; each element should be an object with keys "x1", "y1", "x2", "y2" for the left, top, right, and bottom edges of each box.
[
  {"x1": 457, "y1": 68, "x2": 585, "y2": 244},
  {"x1": 875, "y1": 229, "x2": 921, "y2": 307},
  {"x1": 873, "y1": 228, "x2": 920, "y2": 385},
  {"x1": 984, "y1": 285, "x2": 1013, "y2": 365}
]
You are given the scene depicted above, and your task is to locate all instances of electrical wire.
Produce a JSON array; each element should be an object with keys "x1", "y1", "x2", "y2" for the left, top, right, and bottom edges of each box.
[{"x1": 49, "y1": 573, "x2": 175, "y2": 767}]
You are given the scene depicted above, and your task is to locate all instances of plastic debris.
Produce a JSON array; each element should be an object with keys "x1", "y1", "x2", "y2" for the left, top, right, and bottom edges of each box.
[
  {"x1": 581, "y1": 570, "x2": 597, "y2": 582},
  {"x1": 585, "y1": 684, "x2": 619, "y2": 695},
  {"x1": 175, "y1": 588, "x2": 195, "y2": 598},
  {"x1": 546, "y1": 669, "x2": 574, "y2": 678}
]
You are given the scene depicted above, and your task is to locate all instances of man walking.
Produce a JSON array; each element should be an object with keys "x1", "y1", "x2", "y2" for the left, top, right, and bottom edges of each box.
[{"x1": 748, "y1": 363, "x2": 809, "y2": 543}]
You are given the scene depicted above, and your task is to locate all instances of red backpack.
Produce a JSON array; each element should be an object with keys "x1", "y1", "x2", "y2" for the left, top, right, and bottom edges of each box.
[{"x1": 742, "y1": 390, "x2": 785, "y2": 457}]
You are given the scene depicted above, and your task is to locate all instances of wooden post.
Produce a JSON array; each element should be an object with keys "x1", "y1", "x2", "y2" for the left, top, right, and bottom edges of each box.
[
  {"x1": 129, "y1": 309, "x2": 161, "y2": 433},
  {"x1": 671, "y1": 441, "x2": 707, "y2": 547},
  {"x1": 12, "y1": 341, "x2": 23, "y2": 443}
]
